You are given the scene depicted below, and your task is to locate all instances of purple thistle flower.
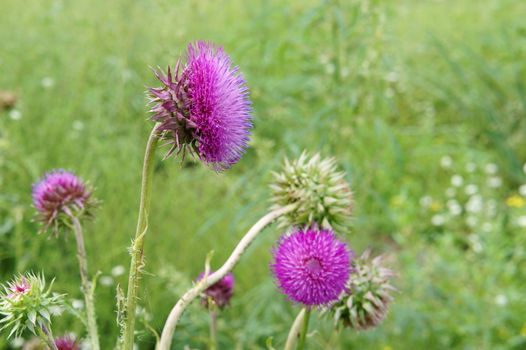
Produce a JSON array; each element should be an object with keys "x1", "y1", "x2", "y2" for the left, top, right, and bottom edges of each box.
[
  {"x1": 32, "y1": 170, "x2": 93, "y2": 233},
  {"x1": 271, "y1": 228, "x2": 352, "y2": 306},
  {"x1": 6, "y1": 276, "x2": 30, "y2": 300},
  {"x1": 149, "y1": 41, "x2": 252, "y2": 171},
  {"x1": 197, "y1": 272, "x2": 235, "y2": 309},
  {"x1": 54, "y1": 336, "x2": 80, "y2": 350}
]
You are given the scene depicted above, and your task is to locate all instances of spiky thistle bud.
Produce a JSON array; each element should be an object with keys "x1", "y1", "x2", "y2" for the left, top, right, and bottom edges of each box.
[
  {"x1": 270, "y1": 152, "x2": 353, "y2": 233},
  {"x1": 328, "y1": 250, "x2": 396, "y2": 330},
  {"x1": 0, "y1": 272, "x2": 64, "y2": 338},
  {"x1": 32, "y1": 170, "x2": 96, "y2": 235},
  {"x1": 197, "y1": 272, "x2": 234, "y2": 309}
]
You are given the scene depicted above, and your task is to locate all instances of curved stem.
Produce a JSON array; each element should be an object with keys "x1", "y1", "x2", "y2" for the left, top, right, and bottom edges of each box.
[
  {"x1": 157, "y1": 204, "x2": 296, "y2": 350},
  {"x1": 284, "y1": 308, "x2": 306, "y2": 350},
  {"x1": 71, "y1": 216, "x2": 100, "y2": 350},
  {"x1": 296, "y1": 308, "x2": 311, "y2": 350},
  {"x1": 122, "y1": 126, "x2": 160, "y2": 350}
]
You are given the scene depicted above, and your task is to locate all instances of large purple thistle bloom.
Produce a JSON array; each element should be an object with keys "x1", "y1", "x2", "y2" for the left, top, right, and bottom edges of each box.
[
  {"x1": 197, "y1": 272, "x2": 235, "y2": 309},
  {"x1": 32, "y1": 170, "x2": 92, "y2": 232},
  {"x1": 149, "y1": 41, "x2": 252, "y2": 171},
  {"x1": 271, "y1": 228, "x2": 352, "y2": 306}
]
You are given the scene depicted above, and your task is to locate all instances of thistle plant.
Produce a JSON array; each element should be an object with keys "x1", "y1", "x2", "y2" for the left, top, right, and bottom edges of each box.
[
  {"x1": 270, "y1": 152, "x2": 353, "y2": 233},
  {"x1": 123, "y1": 41, "x2": 253, "y2": 350},
  {"x1": 54, "y1": 335, "x2": 80, "y2": 350},
  {"x1": 0, "y1": 273, "x2": 63, "y2": 349},
  {"x1": 32, "y1": 170, "x2": 100, "y2": 350},
  {"x1": 328, "y1": 250, "x2": 396, "y2": 330}
]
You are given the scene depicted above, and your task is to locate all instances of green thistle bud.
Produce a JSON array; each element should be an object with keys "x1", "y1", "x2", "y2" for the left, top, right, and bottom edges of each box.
[
  {"x1": 328, "y1": 250, "x2": 396, "y2": 330},
  {"x1": 0, "y1": 272, "x2": 64, "y2": 338},
  {"x1": 270, "y1": 152, "x2": 353, "y2": 233}
]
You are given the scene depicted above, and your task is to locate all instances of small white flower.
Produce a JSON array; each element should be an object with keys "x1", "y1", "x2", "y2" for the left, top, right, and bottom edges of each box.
[
  {"x1": 431, "y1": 214, "x2": 446, "y2": 226},
  {"x1": 518, "y1": 184, "x2": 526, "y2": 197},
  {"x1": 41, "y1": 77, "x2": 55, "y2": 88},
  {"x1": 487, "y1": 176, "x2": 502, "y2": 188},
  {"x1": 73, "y1": 120, "x2": 84, "y2": 131},
  {"x1": 10, "y1": 337, "x2": 24, "y2": 348},
  {"x1": 440, "y1": 156, "x2": 453, "y2": 168},
  {"x1": 451, "y1": 175, "x2": 463, "y2": 187},
  {"x1": 72, "y1": 299, "x2": 84, "y2": 309},
  {"x1": 485, "y1": 163, "x2": 498, "y2": 174},
  {"x1": 446, "y1": 187, "x2": 456, "y2": 198},
  {"x1": 466, "y1": 195, "x2": 483, "y2": 213},
  {"x1": 111, "y1": 265, "x2": 126, "y2": 277},
  {"x1": 464, "y1": 184, "x2": 478, "y2": 195},
  {"x1": 465, "y1": 162, "x2": 476, "y2": 173},
  {"x1": 9, "y1": 109, "x2": 22, "y2": 120},
  {"x1": 447, "y1": 199, "x2": 462, "y2": 216},
  {"x1": 100, "y1": 276, "x2": 114, "y2": 286},
  {"x1": 517, "y1": 216, "x2": 526, "y2": 227},
  {"x1": 466, "y1": 216, "x2": 478, "y2": 227},
  {"x1": 419, "y1": 196, "x2": 433, "y2": 208},
  {"x1": 495, "y1": 294, "x2": 508, "y2": 307}
]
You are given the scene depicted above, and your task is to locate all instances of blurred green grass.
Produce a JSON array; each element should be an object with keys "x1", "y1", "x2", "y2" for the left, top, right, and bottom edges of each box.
[{"x1": 1, "y1": 0, "x2": 526, "y2": 349}]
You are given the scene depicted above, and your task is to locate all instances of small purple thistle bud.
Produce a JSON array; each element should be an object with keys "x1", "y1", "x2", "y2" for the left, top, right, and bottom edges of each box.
[
  {"x1": 54, "y1": 335, "x2": 80, "y2": 350},
  {"x1": 32, "y1": 170, "x2": 94, "y2": 234},
  {"x1": 197, "y1": 272, "x2": 235, "y2": 309},
  {"x1": 149, "y1": 41, "x2": 252, "y2": 171},
  {"x1": 271, "y1": 228, "x2": 352, "y2": 306}
]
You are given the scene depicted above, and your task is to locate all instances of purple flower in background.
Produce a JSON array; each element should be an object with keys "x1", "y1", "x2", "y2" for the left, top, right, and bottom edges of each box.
[
  {"x1": 32, "y1": 170, "x2": 92, "y2": 233},
  {"x1": 197, "y1": 272, "x2": 235, "y2": 309},
  {"x1": 271, "y1": 228, "x2": 352, "y2": 306},
  {"x1": 149, "y1": 41, "x2": 252, "y2": 171},
  {"x1": 54, "y1": 335, "x2": 80, "y2": 350}
]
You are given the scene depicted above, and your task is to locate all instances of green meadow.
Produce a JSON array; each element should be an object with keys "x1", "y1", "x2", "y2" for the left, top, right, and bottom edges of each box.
[{"x1": 1, "y1": 0, "x2": 525, "y2": 349}]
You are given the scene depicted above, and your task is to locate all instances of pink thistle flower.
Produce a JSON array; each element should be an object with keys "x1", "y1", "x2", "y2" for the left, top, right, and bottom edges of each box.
[
  {"x1": 54, "y1": 335, "x2": 80, "y2": 350},
  {"x1": 6, "y1": 277, "x2": 30, "y2": 300},
  {"x1": 149, "y1": 41, "x2": 252, "y2": 171},
  {"x1": 32, "y1": 170, "x2": 93, "y2": 234},
  {"x1": 271, "y1": 228, "x2": 352, "y2": 306},
  {"x1": 197, "y1": 272, "x2": 235, "y2": 309}
]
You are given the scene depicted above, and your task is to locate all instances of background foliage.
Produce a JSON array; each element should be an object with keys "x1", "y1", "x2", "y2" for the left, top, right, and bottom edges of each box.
[{"x1": 1, "y1": 0, "x2": 526, "y2": 349}]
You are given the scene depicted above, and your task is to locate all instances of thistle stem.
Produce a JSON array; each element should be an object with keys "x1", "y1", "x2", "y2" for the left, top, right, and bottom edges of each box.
[
  {"x1": 157, "y1": 204, "x2": 296, "y2": 350},
  {"x1": 38, "y1": 323, "x2": 59, "y2": 350},
  {"x1": 296, "y1": 308, "x2": 311, "y2": 350},
  {"x1": 70, "y1": 215, "x2": 100, "y2": 350},
  {"x1": 284, "y1": 308, "x2": 306, "y2": 350},
  {"x1": 209, "y1": 309, "x2": 217, "y2": 350},
  {"x1": 122, "y1": 126, "x2": 160, "y2": 350}
]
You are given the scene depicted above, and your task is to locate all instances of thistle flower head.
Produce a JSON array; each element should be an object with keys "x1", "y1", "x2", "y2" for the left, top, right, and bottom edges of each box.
[
  {"x1": 0, "y1": 272, "x2": 64, "y2": 338},
  {"x1": 197, "y1": 272, "x2": 234, "y2": 309},
  {"x1": 271, "y1": 228, "x2": 352, "y2": 306},
  {"x1": 149, "y1": 41, "x2": 252, "y2": 171},
  {"x1": 328, "y1": 250, "x2": 396, "y2": 330},
  {"x1": 32, "y1": 170, "x2": 95, "y2": 234},
  {"x1": 54, "y1": 335, "x2": 80, "y2": 350},
  {"x1": 270, "y1": 152, "x2": 353, "y2": 233}
]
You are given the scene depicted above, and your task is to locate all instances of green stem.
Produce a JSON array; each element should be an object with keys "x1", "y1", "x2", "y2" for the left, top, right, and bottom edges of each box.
[
  {"x1": 122, "y1": 126, "x2": 160, "y2": 350},
  {"x1": 284, "y1": 308, "x2": 306, "y2": 350},
  {"x1": 37, "y1": 323, "x2": 59, "y2": 350},
  {"x1": 296, "y1": 308, "x2": 311, "y2": 350},
  {"x1": 209, "y1": 309, "x2": 217, "y2": 350},
  {"x1": 70, "y1": 215, "x2": 100, "y2": 350}
]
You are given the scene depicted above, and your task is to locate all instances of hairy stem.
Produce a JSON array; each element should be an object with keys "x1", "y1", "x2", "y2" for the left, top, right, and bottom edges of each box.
[
  {"x1": 122, "y1": 126, "x2": 160, "y2": 350},
  {"x1": 71, "y1": 216, "x2": 100, "y2": 350},
  {"x1": 157, "y1": 204, "x2": 296, "y2": 350},
  {"x1": 296, "y1": 308, "x2": 311, "y2": 350},
  {"x1": 284, "y1": 308, "x2": 306, "y2": 350}
]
